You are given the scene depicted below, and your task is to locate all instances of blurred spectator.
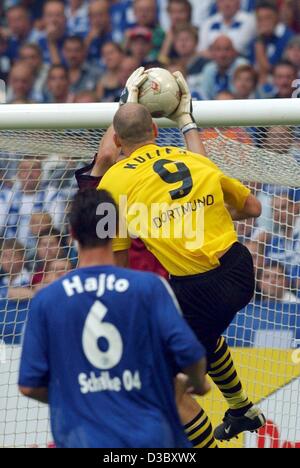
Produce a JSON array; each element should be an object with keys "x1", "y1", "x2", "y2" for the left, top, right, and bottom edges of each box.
[
  {"x1": 172, "y1": 25, "x2": 209, "y2": 83},
  {"x1": 272, "y1": 60, "x2": 298, "y2": 98},
  {"x1": 284, "y1": 36, "x2": 300, "y2": 76},
  {"x1": 0, "y1": 239, "x2": 33, "y2": 300},
  {"x1": 96, "y1": 41, "x2": 125, "y2": 102},
  {"x1": 32, "y1": 228, "x2": 67, "y2": 285},
  {"x1": 42, "y1": 257, "x2": 72, "y2": 284},
  {"x1": 46, "y1": 64, "x2": 74, "y2": 102},
  {"x1": 35, "y1": 0, "x2": 67, "y2": 65},
  {"x1": 65, "y1": 0, "x2": 89, "y2": 37},
  {"x1": 117, "y1": 55, "x2": 140, "y2": 92},
  {"x1": 4, "y1": 5, "x2": 37, "y2": 61},
  {"x1": 199, "y1": 0, "x2": 256, "y2": 57},
  {"x1": 19, "y1": 43, "x2": 49, "y2": 99},
  {"x1": 257, "y1": 260, "x2": 300, "y2": 303},
  {"x1": 252, "y1": 1, "x2": 294, "y2": 82},
  {"x1": 200, "y1": 35, "x2": 248, "y2": 99},
  {"x1": 6, "y1": 61, "x2": 40, "y2": 102},
  {"x1": 126, "y1": 27, "x2": 156, "y2": 66},
  {"x1": 30, "y1": 211, "x2": 52, "y2": 236},
  {"x1": 256, "y1": 191, "x2": 300, "y2": 284},
  {"x1": 74, "y1": 89, "x2": 97, "y2": 102},
  {"x1": 128, "y1": 0, "x2": 165, "y2": 60},
  {"x1": 280, "y1": 0, "x2": 300, "y2": 34},
  {"x1": 0, "y1": 33, "x2": 10, "y2": 82},
  {"x1": 244, "y1": 238, "x2": 265, "y2": 273},
  {"x1": 160, "y1": 0, "x2": 215, "y2": 31},
  {"x1": 84, "y1": 0, "x2": 112, "y2": 65},
  {"x1": 159, "y1": 0, "x2": 193, "y2": 63},
  {"x1": 109, "y1": 0, "x2": 133, "y2": 43},
  {"x1": 0, "y1": 156, "x2": 67, "y2": 246},
  {"x1": 0, "y1": 159, "x2": 15, "y2": 190},
  {"x1": 62, "y1": 36, "x2": 100, "y2": 93},
  {"x1": 26, "y1": 211, "x2": 53, "y2": 262},
  {"x1": 233, "y1": 64, "x2": 259, "y2": 98}
]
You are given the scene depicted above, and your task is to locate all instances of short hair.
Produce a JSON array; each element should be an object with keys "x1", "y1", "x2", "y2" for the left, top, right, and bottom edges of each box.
[
  {"x1": 274, "y1": 60, "x2": 298, "y2": 75},
  {"x1": 74, "y1": 90, "x2": 97, "y2": 103},
  {"x1": 101, "y1": 41, "x2": 124, "y2": 54},
  {"x1": 48, "y1": 64, "x2": 69, "y2": 78},
  {"x1": 233, "y1": 64, "x2": 259, "y2": 86},
  {"x1": 38, "y1": 227, "x2": 62, "y2": 241},
  {"x1": 113, "y1": 104, "x2": 154, "y2": 143},
  {"x1": 19, "y1": 43, "x2": 42, "y2": 57},
  {"x1": 44, "y1": 0, "x2": 65, "y2": 10},
  {"x1": 63, "y1": 36, "x2": 85, "y2": 48},
  {"x1": 0, "y1": 238, "x2": 25, "y2": 256},
  {"x1": 69, "y1": 189, "x2": 118, "y2": 248},
  {"x1": 174, "y1": 24, "x2": 199, "y2": 43},
  {"x1": 256, "y1": 1, "x2": 277, "y2": 13},
  {"x1": 168, "y1": 0, "x2": 192, "y2": 22},
  {"x1": 6, "y1": 5, "x2": 30, "y2": 17},
  {"x1": 10, "y1": 61, "x2": 33, "y2": 75}
]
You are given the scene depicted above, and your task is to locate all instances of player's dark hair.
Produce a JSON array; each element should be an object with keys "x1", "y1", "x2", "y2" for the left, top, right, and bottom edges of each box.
[{"x1": 69, "y1": 189, "x2": 118, "y2": 248}]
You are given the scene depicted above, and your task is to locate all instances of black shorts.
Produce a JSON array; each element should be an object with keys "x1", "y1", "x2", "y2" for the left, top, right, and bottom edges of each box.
[{"x1": 169, "y1": 243, "x2": 255, "y2": 358}]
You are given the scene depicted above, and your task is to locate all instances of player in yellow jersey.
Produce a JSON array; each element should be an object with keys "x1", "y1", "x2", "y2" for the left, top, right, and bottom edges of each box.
[{"x1": 92, "y1": 69, "x2": 266, "y2": 446}]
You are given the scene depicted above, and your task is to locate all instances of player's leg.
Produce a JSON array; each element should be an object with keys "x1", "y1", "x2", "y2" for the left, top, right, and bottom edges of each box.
[
  {"x1": 170, "y1": 243, "x2": 266, "y2": 441},
  {"x1": 207, "y1": 336, "x2": 266, "y2": 441},
  {"x1": 175, "y1": 377, "x2": 218, "y2": 449}
]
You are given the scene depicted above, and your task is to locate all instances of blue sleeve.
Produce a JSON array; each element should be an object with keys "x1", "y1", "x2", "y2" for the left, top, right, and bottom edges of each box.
[
  {"x1": 18, "y1": 294, "x2": 49, "y2": 388},
  {"x1": 151, "y1": 277, "x2": 206, "y2": 369}
]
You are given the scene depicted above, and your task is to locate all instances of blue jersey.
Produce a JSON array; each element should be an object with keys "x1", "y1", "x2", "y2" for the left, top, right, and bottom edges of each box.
[{"x1": 19, "y1": 266, "x2": 205, "y2": 448}]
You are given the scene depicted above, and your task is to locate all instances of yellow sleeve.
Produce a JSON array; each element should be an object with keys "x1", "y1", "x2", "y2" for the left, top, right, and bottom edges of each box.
[
  {"x1": 112, "y1": 237, "x2": 131, "y2": 252},
  {"x1": 220, "y1": 175, "x2": 251, "y2": 211},
  {"x1": 98, "y1": 171, "x2": 131, "y2": 252}
]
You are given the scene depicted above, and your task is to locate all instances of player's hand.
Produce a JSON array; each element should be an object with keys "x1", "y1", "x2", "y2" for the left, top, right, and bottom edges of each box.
[
  {"x1": 119, "y1": 67, "x2": 148, "y2": 106},
  {"x1": 169, "y1": 71, "x2": 195, "y2": 131}
]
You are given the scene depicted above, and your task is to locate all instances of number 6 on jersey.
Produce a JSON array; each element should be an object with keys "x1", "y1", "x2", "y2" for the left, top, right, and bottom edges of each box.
[{"x1": 82, "y1": 301, "x2": 123, "y2": 370}]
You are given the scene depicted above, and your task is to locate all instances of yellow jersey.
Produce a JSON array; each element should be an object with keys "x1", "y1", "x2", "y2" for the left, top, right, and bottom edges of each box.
[{"x1": 98, "y1": 144, "x2": 251, "y2": 276}]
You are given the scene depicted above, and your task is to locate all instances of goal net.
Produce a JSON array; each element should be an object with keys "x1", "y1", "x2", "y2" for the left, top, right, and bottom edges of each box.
[{"x1": 0, "y1": 103, "x2": 300, "y2": 449}]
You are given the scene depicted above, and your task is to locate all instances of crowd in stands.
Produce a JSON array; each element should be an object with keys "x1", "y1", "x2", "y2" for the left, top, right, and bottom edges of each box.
[
  {"x1": 0, "y1": 0, "x2": 300, "y2": 348},
  {"x1": 0, "y1": 0, "x2": 300, "y2": 103}
]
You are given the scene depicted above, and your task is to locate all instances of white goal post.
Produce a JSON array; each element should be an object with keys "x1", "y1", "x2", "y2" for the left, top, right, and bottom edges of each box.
[
  {"x1": 0, "y1": 100, "x2": 300, "y2": 449},
  {"x1": 0, "y1": 99, "x2": 300, "y2": 129}
]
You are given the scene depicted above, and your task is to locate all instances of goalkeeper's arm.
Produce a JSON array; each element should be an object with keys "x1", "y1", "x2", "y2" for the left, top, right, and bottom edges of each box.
[
  {"x1": 75, "y1": 125, "x2": 120, "y2": 190},
  {"x1": 169, "y1": 72, "x2": 207, "y2": 157},
  {"x1": 227, "y1": 194, "x2": 262, "y2": 221}
]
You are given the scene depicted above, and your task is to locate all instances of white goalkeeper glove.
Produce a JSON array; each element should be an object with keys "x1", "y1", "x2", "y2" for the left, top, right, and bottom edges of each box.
[
  {"x1": 169, "y1": 71, "x2": 197, "y2": 134},
  {"x1": 119, "y1": 67, "x2": 148, "y2": 105}
]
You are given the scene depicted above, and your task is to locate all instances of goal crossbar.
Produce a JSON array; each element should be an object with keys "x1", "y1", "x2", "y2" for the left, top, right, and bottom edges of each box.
[{"x1": 0, "y1": 99, "x2": 300, "y2": 130}]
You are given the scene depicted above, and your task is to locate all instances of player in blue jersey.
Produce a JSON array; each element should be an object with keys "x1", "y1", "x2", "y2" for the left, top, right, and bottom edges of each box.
[{"x1": 18, "y1": 188, "x2": 209, "y2": 449}]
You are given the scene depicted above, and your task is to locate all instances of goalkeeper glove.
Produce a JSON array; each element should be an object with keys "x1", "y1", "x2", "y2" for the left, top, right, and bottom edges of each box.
[
  {"x1": 119, "y1": 67, "x2": 148, "y2": 105},
  {"x1": 169, "y1": 71, "x2": 197, "y2": 134}
]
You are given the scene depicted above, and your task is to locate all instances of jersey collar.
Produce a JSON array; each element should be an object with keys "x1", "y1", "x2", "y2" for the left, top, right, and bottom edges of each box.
[{"x1": 129, "y1": 144, "x2": 160, "y2": 159}]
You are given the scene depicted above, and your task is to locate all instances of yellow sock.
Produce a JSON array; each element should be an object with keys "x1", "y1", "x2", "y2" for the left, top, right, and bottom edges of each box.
[
  {"x1": 184, "y1": 409, "x2": 218, "y2": 449},
  {"x1": 208, "y1": 337, "x2": 252, "y2": 413}
]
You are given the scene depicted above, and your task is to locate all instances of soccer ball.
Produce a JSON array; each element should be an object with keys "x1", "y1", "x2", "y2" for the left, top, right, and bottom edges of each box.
[{"x1": 138, "y1": 68, "x2": 181, "y2": 118}]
